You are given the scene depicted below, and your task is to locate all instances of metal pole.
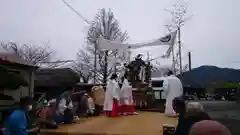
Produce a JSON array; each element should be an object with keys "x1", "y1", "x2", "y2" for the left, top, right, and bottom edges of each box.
[
  {"x1": 172, "y1": 45, "x2": 176, "y2": 75},
  {"x1": 188, "y1": 51, "x2": 192, "y2": 71},
  {"x1": 93, "y1": 43, "x2": 97, "y2": 84},
  {"x1": 103, "y1": 51, "x2": 108, "y2": 84},
  {"x1": 128, "y1": 51, "x2": 131, "y2": 62},
  {"x1": 114, "y1": 50, "x2": 117, "y2": 73},
  {"x1": 178, "y1": 26, "x2": 183, "y2": 75}
]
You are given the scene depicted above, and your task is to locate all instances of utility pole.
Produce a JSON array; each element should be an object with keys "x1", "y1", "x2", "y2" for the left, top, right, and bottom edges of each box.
[
  {"x1": 93, "y1": 44, "x2": 97, "y2": 84},
  {"x1": 103, "y1": 51, "x2": 108, "y2": 84},
  {"x1": 172, "y1": 44, "x2": 176, "y2": 75},
  {"x1": 128, "y1": 50, "x2": 131, "y2": 63},
  {"x1": 188, "y1": 51, "x2": 192, "y2": 71},
  {"x1": 114, "y1": 50, "x2": 117, "y2": 74},
  {"x1": 178, "y1": 26, "x2": 183, "y2": 75}
]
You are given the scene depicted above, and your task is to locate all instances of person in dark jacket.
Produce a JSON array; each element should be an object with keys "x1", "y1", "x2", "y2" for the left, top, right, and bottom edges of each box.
[
  {"x1": 173, "y1": 101, "x2": 211, "y2": 135},
  {"x1": 171, "y1": 97, "x2": 186, "y2": 135},
  {"x1": 163, "y1": 97, "x2": 186, "y2": 135},
  {"x1": 5, "y1": 96, "x2": 39, "y2": 135}
]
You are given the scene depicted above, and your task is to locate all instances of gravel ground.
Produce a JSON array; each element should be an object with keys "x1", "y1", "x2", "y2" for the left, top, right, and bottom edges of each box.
[{"x1": 197, "y1": 101, "x2": 240, "y2": 135}]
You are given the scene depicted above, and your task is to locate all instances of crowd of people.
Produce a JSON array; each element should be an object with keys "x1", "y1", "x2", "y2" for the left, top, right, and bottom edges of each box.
[
  {"x1": 0, "y1": 73, "x2": 137, "y2": 135},
  {"x1": 0, "y1": 70, "x2": 234, "y2": 135}
]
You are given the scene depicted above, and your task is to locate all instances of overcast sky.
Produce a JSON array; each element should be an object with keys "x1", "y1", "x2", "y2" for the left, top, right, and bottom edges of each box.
[{"x1": 0, "y1": 0, "x2": 239, "y2": 69}]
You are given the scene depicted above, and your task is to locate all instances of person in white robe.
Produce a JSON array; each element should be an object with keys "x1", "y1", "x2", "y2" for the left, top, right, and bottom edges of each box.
[
  {"x1": 103, "y1": 74, "x2": 121, "y2": 117},
  {"x1": 120, "y1": 74, "x2": 137, "y2": 115},
  {"x1": 163, "y1": 71, "x2": 183, "y2": 116}
]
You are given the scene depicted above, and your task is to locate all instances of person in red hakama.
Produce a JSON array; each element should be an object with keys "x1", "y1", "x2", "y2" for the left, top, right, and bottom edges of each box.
[
  {"x1": 119, "y1": 74, "x2": 138, "y2": 115},
  {"x1": 103, "y1": 74, "x2": 121, "y2": 117}
]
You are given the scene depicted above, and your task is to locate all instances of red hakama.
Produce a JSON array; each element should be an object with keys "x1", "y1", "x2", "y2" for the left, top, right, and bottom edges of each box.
[
  {"x1": 119, "y1": 98, "x2": 136, "y2": 115},
  {"x1": 105, "y1": 98, "x2": 119, "y2": 117}
]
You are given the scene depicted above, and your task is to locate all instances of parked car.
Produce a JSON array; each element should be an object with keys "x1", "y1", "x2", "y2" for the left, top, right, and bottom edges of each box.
[{"x1": 184, "y1": 94, "x2": 198, "y2": 100}]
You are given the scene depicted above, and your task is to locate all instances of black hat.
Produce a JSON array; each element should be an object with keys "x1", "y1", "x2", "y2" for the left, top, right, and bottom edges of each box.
[
  {"x1": 167, "y1": 70, "x2": 173, "y2": 76},
  {"x1": 110, "y1": 73, "x2": 118, "y2": 80}
]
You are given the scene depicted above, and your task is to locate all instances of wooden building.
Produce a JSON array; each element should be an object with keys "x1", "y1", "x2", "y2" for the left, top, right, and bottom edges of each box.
[
  {"x1": 34, "y1": 68, "x2": 80, "y2": 99},
  {"x1": 0, "y1": 54, "x2": 37, "y2": 103}
]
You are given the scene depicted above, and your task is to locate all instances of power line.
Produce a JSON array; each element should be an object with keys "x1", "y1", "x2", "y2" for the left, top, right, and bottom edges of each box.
[
  {"x1": 60, "y1": 0, "x2": 98, "y2": 83},
  {"x1": 60, "y1": 0, "x2": 90, "y2": 24}
]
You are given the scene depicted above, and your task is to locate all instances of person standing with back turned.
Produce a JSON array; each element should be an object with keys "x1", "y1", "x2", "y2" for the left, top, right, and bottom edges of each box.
[
  {"x1": 163, "y1": 70, "x2": 183, "y2": 116},
  {"x1": 103, "y1": 74, "x2": 121, "y2": 117},
  {"x1": 119, "y1": 73, "x2": 137, "y2": 115}
]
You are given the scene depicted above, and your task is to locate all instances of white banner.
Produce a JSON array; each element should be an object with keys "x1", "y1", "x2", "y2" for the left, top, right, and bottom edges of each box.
[{"x1": 97, "y1": 31, "x2": 177, "y2": 50}]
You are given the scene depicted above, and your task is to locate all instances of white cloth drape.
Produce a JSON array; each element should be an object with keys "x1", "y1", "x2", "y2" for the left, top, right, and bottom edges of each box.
[
  {"x1": 97, "y1": 31, "x2": 177, "y2": 50},
  {"x1": 139, "y1": 66, "x2": 145, "y2": 83}
]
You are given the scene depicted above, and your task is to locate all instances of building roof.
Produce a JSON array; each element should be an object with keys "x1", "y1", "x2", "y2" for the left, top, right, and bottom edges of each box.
[
  {"x1": 0, "y1": 51, "x2": 38, "y2": 69},
  {"x1": 35, "y1": 68, "x2": 80, "y2": 88},
  {"x1": 0, "y1": 58, "x2": 38, "y2": 69}
]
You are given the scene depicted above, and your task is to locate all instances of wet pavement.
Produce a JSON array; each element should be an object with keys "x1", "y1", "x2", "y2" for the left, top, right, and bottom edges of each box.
[{"x1": 197, "y1": 101, "x2": 240, "y2": 135}]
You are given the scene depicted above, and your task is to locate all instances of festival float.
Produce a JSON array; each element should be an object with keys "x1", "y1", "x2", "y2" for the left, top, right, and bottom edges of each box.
[
  {"x1": 123, "y1": 53, "x2": 166, "y2": 111},
  {"x1": 123, "y1": 54, "x2": 152, "y2": 109}
]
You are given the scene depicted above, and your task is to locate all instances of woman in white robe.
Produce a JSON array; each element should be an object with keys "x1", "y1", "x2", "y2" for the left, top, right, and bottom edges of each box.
[
  {"x1": 103, "y1": 74, "x2": 120, "y2": 117},
  {"x1": 120, "y1": 75, "x2": 137, "y2": 115},
  {"x1": 163, "y1": 71, "x2": 183, "y2": 116}
]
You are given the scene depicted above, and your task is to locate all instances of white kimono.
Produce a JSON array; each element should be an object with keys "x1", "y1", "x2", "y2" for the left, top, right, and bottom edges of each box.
[
  {"x1": 163, "y1": 75, "x2": 183, "y2": 116},
  {"x1": 103, "y1": 79, "x2": 120, "y2": 111},
  {"x1": 120, "y1": 78, "x2": 133, "y2": 105}
]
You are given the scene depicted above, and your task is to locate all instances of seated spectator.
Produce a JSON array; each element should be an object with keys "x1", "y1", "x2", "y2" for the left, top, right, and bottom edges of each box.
[
  {"x1": 173, "y1": 101, "x2": 211, "y2": 135},
  {"x1": 91, "y1": 85, "x2": 105, "y2": 116},
  {"x1": 38, "y1": 99, "x2": 58, "y2": 129},
  {"x1": 189, "y1": 120, "x2": 231, "y2": 135},
  {"x1": 56, "y1": 87, "x2": 75, "y2": 124},
  {"x1": 163, "y1": 97, "x2": 185, "y2": 135},
  {"x1": 85, "y1": 93, "x2": 95, "y2": 116},
  {"x1": 5, "y1": 96, "x2": 39, "y2": 135},
  {"x1": 185, "y1": 102, "x2": 211, "y2": 121},
  {"x1": 76, "y1": 92, "x2": 89, "y2": 117}
]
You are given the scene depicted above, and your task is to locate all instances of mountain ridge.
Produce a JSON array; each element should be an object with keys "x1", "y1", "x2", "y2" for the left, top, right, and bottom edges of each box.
[{"x1": 181, "y1": 65, "x2": 240, "y2": 87}]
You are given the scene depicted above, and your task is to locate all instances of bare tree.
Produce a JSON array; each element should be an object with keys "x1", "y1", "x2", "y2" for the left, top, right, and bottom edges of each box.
[
  {"x1": 164, "y1": 1, "x2": 192, "y2": 74},
  {"x1": 0, "y1": 42, "x2": 56, "y2": 67},
  {"x1": 76, "y1": 8, "x2": 128, "y2": 83},
  {"x1": 165, "y1": 1, "x2": 189, "y2": 32},
  {"x1": 71, "y1": 48, "x2": 93, "y2": 83}
]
